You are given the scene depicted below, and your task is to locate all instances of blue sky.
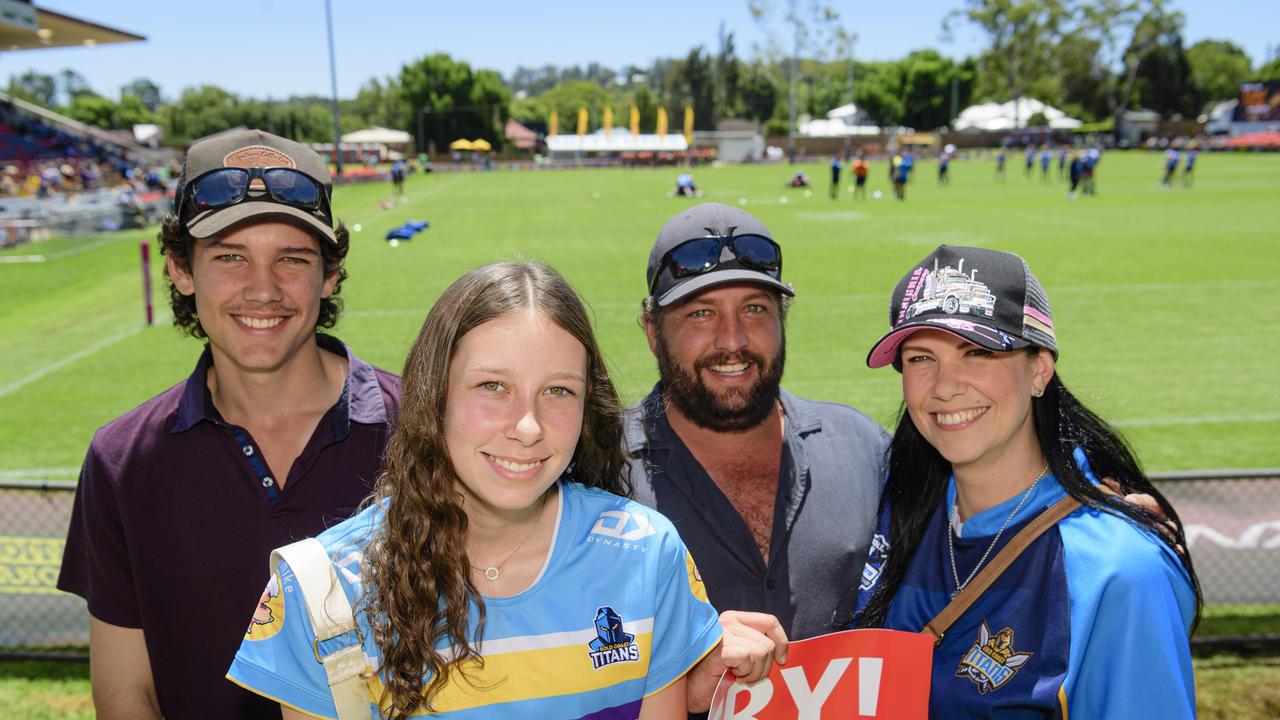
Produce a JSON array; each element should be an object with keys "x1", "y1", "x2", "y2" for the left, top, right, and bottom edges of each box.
[{"x1": 0, "y1": 0, "x2": 1275, "y2": 102}]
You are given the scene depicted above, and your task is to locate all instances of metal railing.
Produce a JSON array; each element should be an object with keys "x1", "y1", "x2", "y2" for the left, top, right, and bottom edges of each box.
[{"x1": 2, "y1": 470, "x2": 1277, "y2": 659}]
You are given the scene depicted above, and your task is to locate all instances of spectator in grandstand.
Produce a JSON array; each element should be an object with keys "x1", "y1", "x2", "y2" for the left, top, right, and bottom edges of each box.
[
  {"x1": 57, "y1": 128, "x2": 400, "y2": 720},
  {"x1": 857, "y1": 245, "x2": 1200, "y2": 719},
  {"x1": 228, "y1": 260, "x2": 777, "y2": 718},
  {"x1": 852, "y1": 153, "x2": 869, "y2": 199}
]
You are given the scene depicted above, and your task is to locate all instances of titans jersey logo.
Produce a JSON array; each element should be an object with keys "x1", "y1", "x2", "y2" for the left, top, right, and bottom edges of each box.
[
  {"x1": 587, "y1": 606, "x2": 640, "y2": 670},
  {"x1": 956, "y1": 622, "x2": 1033, "y2": 694}
]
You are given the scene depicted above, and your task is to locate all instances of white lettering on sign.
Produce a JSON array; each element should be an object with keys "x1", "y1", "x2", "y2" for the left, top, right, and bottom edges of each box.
[
  {"x1": 782, "y1": 657, "x2": 851, "y2": 719},
  {"x1": 858, "y1": 657, "x2": 884, "y2": 716},
  {"x1": 722, "y1": 656, "x2": 887, "y2": 718}
]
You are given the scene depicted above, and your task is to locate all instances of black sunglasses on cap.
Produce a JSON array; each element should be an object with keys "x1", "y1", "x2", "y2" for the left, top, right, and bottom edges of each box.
[
  {"x1": 177, "y1": 167, "x2": 331, "y2": 224},
  {"x1": 650, "y1": 234, "x2": 782, "y2": 295}
]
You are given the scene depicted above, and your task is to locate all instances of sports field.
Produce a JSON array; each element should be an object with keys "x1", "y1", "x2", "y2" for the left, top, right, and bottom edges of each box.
[
  {"x1": 0, "y1": 151, "x2": 1278, "y2": 716},
  {"x1": 1, "y1": 150, "x2": 1278, "y2": 478}
]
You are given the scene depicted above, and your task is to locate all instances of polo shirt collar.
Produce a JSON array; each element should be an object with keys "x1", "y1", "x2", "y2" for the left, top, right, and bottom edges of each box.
[{"x1": 170, "y1": 334, "x2": 383, "y2": 434}]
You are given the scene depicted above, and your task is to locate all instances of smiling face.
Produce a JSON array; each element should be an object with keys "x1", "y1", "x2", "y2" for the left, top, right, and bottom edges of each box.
[
  {"x1": 167, "y1": 220, "x2": 336, "y2": 375},
  {"x1": 645, "y1": 282, "x2": 785, "y2": 432},
  {"x1": 900, "y1": 329, "x2": 1054, "y2": 475},
  {"x1": 444, "y1": 310, "x2": 588, "y2": 518}
]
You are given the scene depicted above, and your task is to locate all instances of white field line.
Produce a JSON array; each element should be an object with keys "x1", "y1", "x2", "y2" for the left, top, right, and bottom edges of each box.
[
  {"x1": 0, "y1": 311, "x2": 170, "y2": 399},
  {"x1": 0, "y1": 467, "x2": 79, "y2": 479},
  {"x1": 1112, "y1": 412, "x2": 1280, "y2": 428},
  {"x1": 0, "y1": 254, "x2": 45, "y2": 264}
]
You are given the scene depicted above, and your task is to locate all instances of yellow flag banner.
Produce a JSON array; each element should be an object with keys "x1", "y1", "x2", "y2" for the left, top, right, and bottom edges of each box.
[
  {"x1": 630, "y1": 105, "x2": 640, "y2": 136},
  {"x1": 657, "y1": 107, "x2": 668, "y2": 138},
  {"x1": 549, "y1": 110, "x2": 558, "y2": 137},
  {"x1": 684, "y1": 105, "x2": 694, "y2": 144},
  {"x1": 603, "y1": 107, "x2": 614, "y2": 138},
  {"x1": 577, "y1": 107, "x2": 588, "y2": 136}
]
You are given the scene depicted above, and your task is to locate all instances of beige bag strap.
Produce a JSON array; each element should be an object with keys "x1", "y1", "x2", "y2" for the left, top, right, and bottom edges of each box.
[
  {"x1": 922, "y1": 494, "x2": 1084, "y2": 646},
  {"x1": 272, "y1": 539, "x2": 370, "y2": 719}
]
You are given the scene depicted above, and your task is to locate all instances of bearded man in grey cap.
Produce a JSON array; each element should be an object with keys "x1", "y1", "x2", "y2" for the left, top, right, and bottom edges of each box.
[
  {"x1": 58, "y1": 129, "x2": 399, "y2": 719},
  {"x1": 625, "y1": 202, "x2": 890, "y2": 712}
]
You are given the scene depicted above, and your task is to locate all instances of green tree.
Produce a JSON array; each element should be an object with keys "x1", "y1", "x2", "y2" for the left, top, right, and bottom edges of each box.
[
  {"x1": 536, "y1": 80, "x2": 610, "y2": 133},
  {"x1": 1186, "y1": 40, "x2": 1252, "y2": 102},
  {"x1": 59, "y1": 68, "x2": 95, "y2": 105},
  {"x1": 65, "y1": 95, "x2": 116, "y2": 128},
  {"x1": 1131, "y1": 28, "x2": 1198, "y2": 116},
  {"x1": 114, "y1": 94, "x2": 156, "y2": 128},
  {"x1": 738, "y1": 62, "x2": 779, "y2": 123},
  {"x1": 667, "y1": 47, "x2": 717, "y2": 129},
  {"x1": 121, "y1": 78, "x2": 162, "y2": 112},
  {"x1": 1077, "y1": 0, "x2": 1185, "y2": 136},
  {"x1": 399, "y1": 53, "x2": 510, "y2": 153},
  {"x1": 7, "y1": 70, "x2": 56, "y2": 107},
  {"x1": 1258, "y1": 58, "x2": 1280, "y2": 83},
  {"x1": 945, "y1": 0, "x2": 1072, "y2": 126}
]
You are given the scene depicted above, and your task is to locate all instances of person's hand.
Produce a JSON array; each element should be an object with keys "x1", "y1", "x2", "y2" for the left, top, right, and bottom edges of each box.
[
  {"x1": 687, "y1": 611, "x2": 789, "y2": 713},
  {"x1": 1101, "y1": 477, "x2": 1185, "y2": 557}
]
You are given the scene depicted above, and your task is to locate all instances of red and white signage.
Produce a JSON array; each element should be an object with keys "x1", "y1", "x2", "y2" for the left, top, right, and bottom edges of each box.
[{"x1": 708, "y1": 629, "x2": 933, "y2": 719}]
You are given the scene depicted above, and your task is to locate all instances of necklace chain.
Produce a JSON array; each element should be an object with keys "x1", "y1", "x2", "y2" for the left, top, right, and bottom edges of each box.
[
  {"x1": 947, "y1": 463, "x2": 1050, "y2": 599},
  {"x1": 470, "y1": 493, "x2": 548, "y2": 583}
]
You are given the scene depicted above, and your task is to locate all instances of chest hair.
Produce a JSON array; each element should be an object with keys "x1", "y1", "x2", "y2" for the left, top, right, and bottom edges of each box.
[{"x1": 701, "y1": 453, "x2": 782, "y2": 565}]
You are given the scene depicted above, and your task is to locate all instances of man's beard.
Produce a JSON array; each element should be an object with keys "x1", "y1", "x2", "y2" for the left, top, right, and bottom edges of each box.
[{"x1": 655, "y1": 331, "x2": 785, "y2": 433}]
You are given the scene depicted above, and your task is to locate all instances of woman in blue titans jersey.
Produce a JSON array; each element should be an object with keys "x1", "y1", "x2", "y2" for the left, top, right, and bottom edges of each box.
[
  {"x1": 857, "y1": 245, "x2": 1201, "y2": 719},
  {"x1": 227, "y1": 262, "x2": 751, "y2": 719}
]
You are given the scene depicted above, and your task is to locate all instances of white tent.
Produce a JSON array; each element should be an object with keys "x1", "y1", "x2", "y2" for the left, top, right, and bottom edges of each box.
[
  {"x1": 798, "y1": 102, "x2": 880, "y2": 137},
  {"x1": 954, "y1": 98, "x2": 1082, "y2": 131},
  {"x1": 340, "y1": 126, "x2": 413, "y2": 145},
  {"x1": 545, "y1": 128, "x2": 688, "y2": 156}
]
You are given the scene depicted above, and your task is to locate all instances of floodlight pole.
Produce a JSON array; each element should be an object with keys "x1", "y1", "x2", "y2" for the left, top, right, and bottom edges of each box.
[{"x1": 324, "y1": 0, "x2": 343, "y2": 176}]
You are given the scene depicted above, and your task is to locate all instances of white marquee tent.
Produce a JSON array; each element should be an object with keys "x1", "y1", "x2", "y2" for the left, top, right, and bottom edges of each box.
[{"x1": 954, "y1": 98, "x2": 1082, "y2": 131}]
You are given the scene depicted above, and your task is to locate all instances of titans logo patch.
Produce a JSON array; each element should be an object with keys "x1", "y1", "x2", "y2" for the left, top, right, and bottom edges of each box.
[
  {"x1": 587, "y1": 606, "x2": 640, "y2": 670},
  {"x1": 955, "y1": 622, "x2": 1033, "y2": 694}
]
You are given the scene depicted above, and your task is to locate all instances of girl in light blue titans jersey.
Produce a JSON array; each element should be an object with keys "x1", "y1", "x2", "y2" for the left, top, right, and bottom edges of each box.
[
  {"x1": 228, "y1": 262, "x2": 741, "y2": 719},
  {"x1": 857, "y1": 245, "x2": 1201, "y2": 719}
]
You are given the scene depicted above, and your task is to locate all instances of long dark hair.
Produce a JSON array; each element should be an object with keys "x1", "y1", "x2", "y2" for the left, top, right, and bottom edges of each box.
[
  {"x1": 360, "y1": 261, "x2": 630, "y2": 718},
  {"x1": 857, "y1": 356, "x2": 1202, "y2": 632}
]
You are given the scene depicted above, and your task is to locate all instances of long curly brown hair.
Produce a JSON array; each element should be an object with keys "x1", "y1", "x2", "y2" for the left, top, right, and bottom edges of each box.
[
  {"x1": 157, "y1": 213, "x2": 349, "y2": 338},
  {"x1": 361, "y1": 261, "x2": 630, "y2": 718}
]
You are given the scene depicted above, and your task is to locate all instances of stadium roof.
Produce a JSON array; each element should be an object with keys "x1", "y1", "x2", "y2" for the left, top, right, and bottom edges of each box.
[{"x1": 0, "y1": 4, "x2": 145, "y2": 52}]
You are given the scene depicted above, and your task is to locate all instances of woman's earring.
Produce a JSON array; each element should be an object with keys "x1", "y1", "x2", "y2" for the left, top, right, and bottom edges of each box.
[{"x1": 1032, "y1": 388, "x2": 1044, "y2": 398}]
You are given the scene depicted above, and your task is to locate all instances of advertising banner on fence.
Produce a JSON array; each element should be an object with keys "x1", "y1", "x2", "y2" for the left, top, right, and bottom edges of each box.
[{"x1": 708, "y1": 629, "x2": 933, "y2": 719}]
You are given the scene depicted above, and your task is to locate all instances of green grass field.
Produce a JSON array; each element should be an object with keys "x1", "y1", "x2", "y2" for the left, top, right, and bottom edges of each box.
[
  {"x1": 1, "y1": 151, "x2": 1278, "y2": 717},
  {"x1": 2, "y1": 150, "x2": 1278, "y2": 476}
]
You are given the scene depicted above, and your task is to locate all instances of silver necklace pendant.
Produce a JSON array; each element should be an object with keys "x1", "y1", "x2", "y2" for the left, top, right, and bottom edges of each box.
[{"x1": 483, "y1": 566, "x2": 500, "y2": 582}]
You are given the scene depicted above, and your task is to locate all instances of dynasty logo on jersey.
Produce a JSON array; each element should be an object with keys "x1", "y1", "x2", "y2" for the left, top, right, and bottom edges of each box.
[
  {"x1": 956, "y1": 622, "x2": 1033, "y2": 694},
  {"x1": 245, "y1": 572, "x2": 285, "y2": 641},
  {"x1": 587, "y1": 606, "x2": 641, "y2": 670}
]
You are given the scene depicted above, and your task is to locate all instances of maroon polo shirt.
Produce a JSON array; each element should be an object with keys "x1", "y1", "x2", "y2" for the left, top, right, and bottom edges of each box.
[{"x1": 58, "y1": 335, "x2": 399, "y2": 719}]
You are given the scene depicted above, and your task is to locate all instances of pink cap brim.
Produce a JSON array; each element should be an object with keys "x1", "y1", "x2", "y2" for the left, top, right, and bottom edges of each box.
[{"x1": 866, "y1": 319, "x2": 1029, "y2": 369}]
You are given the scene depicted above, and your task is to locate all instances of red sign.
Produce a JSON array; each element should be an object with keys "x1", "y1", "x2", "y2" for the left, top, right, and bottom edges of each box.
[{"x1": 708, "y1": 629, "x2": 933, "y2": 719}]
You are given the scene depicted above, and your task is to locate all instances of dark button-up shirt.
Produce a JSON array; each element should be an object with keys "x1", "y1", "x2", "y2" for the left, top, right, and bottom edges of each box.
[
  {"x1": 58, "y1": 335, "x2": 399, "y2": 720},
  {"x1": 625, "y1": 384, "x2": 889, "y2": 642}
]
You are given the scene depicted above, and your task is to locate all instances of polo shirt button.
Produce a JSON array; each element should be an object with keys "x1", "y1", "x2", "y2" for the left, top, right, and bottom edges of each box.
[
  {"x1": 765, "y1": 578, "x2": 776, "y2": 589},
  {"x1": 243, "y1": 445, "x2": 254, "y2": 456},
  {"x1": 262, "y1": 477, "x2": 274, "y2": 488}
]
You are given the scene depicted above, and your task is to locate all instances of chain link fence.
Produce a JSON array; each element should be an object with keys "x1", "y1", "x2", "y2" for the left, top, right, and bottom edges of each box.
[{"x1": 2, "y1": 470, "x2": 1278, "y2": 659}]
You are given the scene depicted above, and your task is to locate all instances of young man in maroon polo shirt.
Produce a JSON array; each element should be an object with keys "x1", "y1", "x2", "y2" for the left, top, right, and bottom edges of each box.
[{"x1": 57, "y1": 129, "x2": 399, "y2": 719}]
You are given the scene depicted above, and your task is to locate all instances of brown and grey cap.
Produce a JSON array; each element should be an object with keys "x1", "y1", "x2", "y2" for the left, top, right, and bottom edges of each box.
[{"x1": 176, "y1": 128, "x2": 335, "y2": 242}]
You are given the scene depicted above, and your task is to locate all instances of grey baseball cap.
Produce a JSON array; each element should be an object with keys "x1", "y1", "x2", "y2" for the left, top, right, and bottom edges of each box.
[
  {"x1": 176, "y1": 128, "x2": 335, "y2": 242},
  {"x1": 646, "y1": 202, "x2": 794, "y2": 307}
]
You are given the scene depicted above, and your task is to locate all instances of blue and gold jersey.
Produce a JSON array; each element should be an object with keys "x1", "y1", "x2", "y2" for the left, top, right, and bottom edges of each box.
[
  {"x1": 227, "y1": 482, "x2": 722, "y2": 719},
  {"x1": 865, "y1": 453, "x2": 1196, "y2": 719}
]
